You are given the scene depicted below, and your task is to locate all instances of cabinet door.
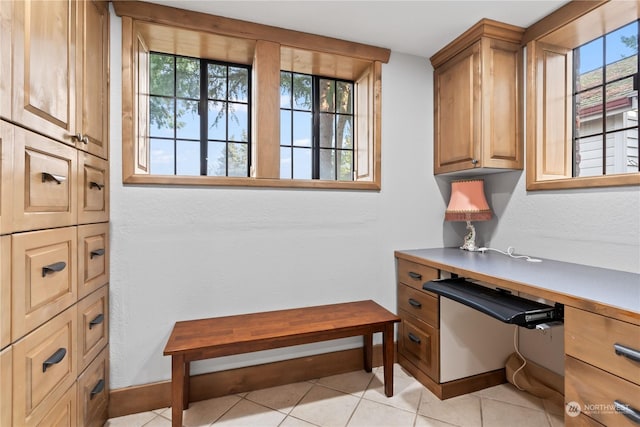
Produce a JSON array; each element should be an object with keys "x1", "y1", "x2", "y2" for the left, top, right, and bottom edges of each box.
[
  {"x1": 434, "y1": 41, "x2": 481, "y2": 174},
  {"x1": 77, "y1": 0, "x2": 109, "y2": 159},
  {"x1": 9, "y1": 0, "x2": 78, "y2": 146}
]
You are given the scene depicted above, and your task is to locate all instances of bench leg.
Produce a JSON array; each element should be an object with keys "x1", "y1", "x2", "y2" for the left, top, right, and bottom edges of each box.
[
  {"x1": 383, "y1": 324, "x2": 394, "y2": 397},
  {"x1": 363, "y1": 333, "x2": 373, "y2": 372},
  {"x1": 172, "y1": 355, "x2": 186, "y2": 427}
]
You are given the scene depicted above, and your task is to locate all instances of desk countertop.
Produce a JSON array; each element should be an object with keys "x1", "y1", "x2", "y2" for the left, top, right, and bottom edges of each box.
[{"x1": 395, "y1": 247, "x2": 640, "y2": 323}]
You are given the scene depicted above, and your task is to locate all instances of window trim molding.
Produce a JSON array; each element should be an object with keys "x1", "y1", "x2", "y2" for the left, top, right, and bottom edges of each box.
[
  {"x1": 525, "y1": 0, "x2": 640, "y2": 190},
  {"x1": 116, "y1": 1, "x2": 388, "y2": 190}
]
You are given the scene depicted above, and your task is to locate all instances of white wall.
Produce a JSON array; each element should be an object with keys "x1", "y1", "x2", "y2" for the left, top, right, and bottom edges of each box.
[{"x1": 109, "y1": 10, "x2": 442, "y2": 389}]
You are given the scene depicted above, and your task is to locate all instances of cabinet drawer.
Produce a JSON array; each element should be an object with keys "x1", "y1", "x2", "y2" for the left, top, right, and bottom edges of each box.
[
  {"x1": 566, "y1": 356, "x2": 640, "y2": 427},
  {"x1": 78, "y1": 346, "x2": 108, "y2": 427},
  {"x1": 0, "y1": 121, "x2": 13, "y2": 234},
  {"x1": 0, "y1": 346, "x2": 11, "y2": 427},
  {"x1": 40, "y1": 383, "x2": 77, "y2": 427},
  {"x1": 565, "y1": 306, "x2": 640, "y2": 385},
  {"x1": 12, "y1": 125, "x2": 78, "y2": 232},
  {"x1": 78, "y1": 286, "x2": 108, "y2": 373},
  {"x1": 397, "y1": 259, "x2": 439, "y2": 292},
  {"x1": 78, "y1": 223, "x2": 109, "y2": 299},
  {"x1": 13, "y1": 307, "x2": 77, "y2": 427},
  {"x1": 398, "y1": 283, "x2": 438, "y2": 327},
  {"x1": 78, "y1": 152, "x2": 109, "y2": 224},
  {"x1": 0, "y1": 236, "x2": 9, "y2": 348},
  {"x1": 398, "y1": 310, "x2": 439, "y2": 381},
  {"x1": 12, "y1": 227, "x2": 77, "y2": 340}
]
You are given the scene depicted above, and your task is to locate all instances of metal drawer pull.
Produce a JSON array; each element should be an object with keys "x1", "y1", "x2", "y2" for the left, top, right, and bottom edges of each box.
[
  {"x1": 408, "y1": 332, "x2": 421, "y2": 344},
  {"x1": 614, "y1": 400, "x2": 640, "y2": 424},
  {"x1": 408, "y1": 272, "x2": 422, "y2": 280},
  {"x1": 90, "y1": 379, "x2": 105, "y2": 399},
  {"x1": 408, "y1": 298, "x2": 422, "y2": 308},
  {"x1": 89, "y1": 181, "x2": 104, "y2": 190},
  {"x1": 90, "y1": 248, "x2": 105, "y2": 259},
  {"x1": 89, "y1": 313, "x2": 104, "y2": 329},
  {"x1": 41, "y1": 172, "x2": 67, "y2": 184},
  {"x1": 82, "y1": 135, "x2": 89, "y2": 144},
  {"x1": 614, "y1": 343, "x2": 640, "y2": 363},
  {"x1": 42, "y1": 261, "x2": 66, "y2": 277},
  {"x1": 42, "y1": 348, "x2": 67, "y2": 372}
]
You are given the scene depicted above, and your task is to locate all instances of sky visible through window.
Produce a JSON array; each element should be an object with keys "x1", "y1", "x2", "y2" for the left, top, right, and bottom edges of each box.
[{"x1": 576, "y1": 21, "x2": 637, "y2": 74}]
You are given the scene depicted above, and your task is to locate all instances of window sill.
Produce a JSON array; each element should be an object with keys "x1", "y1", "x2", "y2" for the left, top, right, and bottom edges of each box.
[{"x1": 526, "y1": 173, "x2": 640, "y2": 191}]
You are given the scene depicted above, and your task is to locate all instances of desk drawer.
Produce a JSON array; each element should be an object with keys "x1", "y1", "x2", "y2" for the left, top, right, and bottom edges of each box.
[
  {"x1": 12, "y1": 307, "x2": 77, "y2": 427},
  {"x1": 77, "y1": 223, "x2": 109, "y2": 299},
  {"x1": 12, "y1": 125, "x2": 77, "y2": 232},
  {"x1": 398, "y1": 309, "x2": 439, "y2": 381},
  {"x1": 77, "y1": 285, "x2": 108, "y2": 372},
  {"x1": 397, "y1": 259, "x2": 438, "y2": 292},
  {"x1": 78, "y1": 346, "x2": 108, "y2": 427},
  {"x1": 78, "y1": 152, "x2": 108, "y2": 224},
  {"x1": 398, "y1": 283, "x2": 438, "y2": 327},
  {"x1": 12, "y1": 227, "x2": 77, "y2": 340},
  {"x1": 565, "y1": 306, "x2": 640, "y2": 386},
  {"x1": 566, "y1": 356, "x2": 640, "y2": 427}
]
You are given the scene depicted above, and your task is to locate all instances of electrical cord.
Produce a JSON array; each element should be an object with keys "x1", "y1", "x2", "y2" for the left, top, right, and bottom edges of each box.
[
  {"x1": 478, "y1": 246, "x2": 542, "y2": 263},
  {"x1": 512, "y1": 325, "x2": 527, "y2": 391}
]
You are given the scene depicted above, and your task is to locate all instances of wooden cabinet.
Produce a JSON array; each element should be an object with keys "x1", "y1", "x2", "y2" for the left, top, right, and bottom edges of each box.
[
  {"x1": 0, "y1": 236, "x2": 9, "y2": 349},
  {"x1": 79, "y1": 151, "x2": 109, "y2": 224},
  {"x1": 0, "y1": 346, "x2": 11, "y2": 427},
  {"x1": 77, "y1": 286, "x2": 109, "y2": 372},
  {"x1": 78, "y1": 223, "x2": 109, "y2": 299},
  {"x1": 2, "y1": 0, "x2": 109, "y2": 159},
  {"x1": 431, "y1": 19, "x2": 524, "y2": 175},
  {"x1": 565, "y1": 306, "x2": 640, "y2": 426},
  {"x1": 78, "y1": 346, "x2": 109, "y2": 427}
]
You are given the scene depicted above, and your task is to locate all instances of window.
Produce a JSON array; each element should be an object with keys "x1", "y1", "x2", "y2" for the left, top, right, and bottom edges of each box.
[
  {"x1": 148, "y1": 53, "x2": 251, "y2": 177},
  {"x1": 573, "y1": 21, "x2": 639, "y2": 178},
  {"x1": 525, "y1": 1, "x2": 640, "y2": 190},
  {"x1": 279, "y1": 72, "x2": 355, "y2": 181},
  {"x1": 115, "y1": 2, "x2": 389, "y2": 190}
]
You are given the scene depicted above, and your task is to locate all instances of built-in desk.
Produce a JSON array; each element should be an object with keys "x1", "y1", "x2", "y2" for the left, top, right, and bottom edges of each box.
[{"x1": 394, "y1": 248, "x2": 640, "y2": 427}]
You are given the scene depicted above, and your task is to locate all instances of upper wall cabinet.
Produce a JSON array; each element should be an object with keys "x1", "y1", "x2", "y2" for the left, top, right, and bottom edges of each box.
[
  {"x1": 431, "y1": 19, "x2": 524, "y2": 175},
  {"x1": 0, "y1": 0, "x2": 109, "y2": 160}
]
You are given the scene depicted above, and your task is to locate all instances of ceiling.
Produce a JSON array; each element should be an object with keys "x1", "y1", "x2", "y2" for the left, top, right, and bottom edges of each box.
[{"x1": 147, "y1": 1, "x2": 568, "y2": 59}]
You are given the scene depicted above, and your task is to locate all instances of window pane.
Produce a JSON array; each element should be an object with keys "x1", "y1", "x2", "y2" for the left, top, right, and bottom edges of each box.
[
  {"x1": 575, "y1": 87, "x2": 603, "y2": 139},
  {"x1": 176, "y1": 140, "x2": 200, "y2": 175},
  {"x1": 338, "y1": 116, "x2": 353, "y2": 149},
  {"x1": 575, "y1": 38, "x2": 603, "y2": 91},
  {"x1": 337, "y1": 150, "x2": 353, "y2": 181},
  {"x1": 176, "y1": 57, "x2": 200, "y2": 99},
  {"x1": 228, "y1": 102, "x2": 248, "y2": 142},
  {"x1": 293, "y1": 111, "x2": 312, "y2": 147},
  {"x1": 150, "y1": 138, "x2": 174, "y2": 175},
  {"x1": 575, "y1": 135, "x2": 604, "y2": 177},
  {"x1": 280, "y1": 147, "x2": 292, "y2": 178},
  {"x1": 319, "y1": 79, "x2": 335, "y2": 112},
  {"x1": 280, "y1": 72, "x2": 292, "y2": 108},
  {"x1": 227, "y1": 143, "x2": 248, "y2": 177},
  {"x1": 293, "y1": 147, "x2": 312, "y2": 179},
  {"x1": 207, "y1": 141, "x2": 226, "y2": 176},
  {"x1": 606, "y1": 76, "x2": 636, "y2": 132},
  {"x1": 606, "y1": 128, "x2": 639, "y2": 174},
  {"x1": 605, "y1": 21, "x2": 638, "y2": 82},
  {"x1": 319, "y1": 113, "x2": 335, "y2": 148},
  {"x1": 208, "y1": 64, "x2": 227, "y2": 100},
  {"x1": 176, "y1": 100, "x2": 199, "y2": 139},
  {"x1": 208, "y1": 101, "x2": 226, "y2": 141},
  {"x1": 319, "y1": 148, "x2": 335, "y2": 180},
  {"x1": 149, "y1": 96, "x2": 175, "y2": 138},
  {"x1": 150, "y1": 54, "x2": 174, "y2": 96},
  {"x1": 293, "y1": 74, "x2": 312, "y2": 110},
  {"x1": 228, "y1": 67, "x2": 248, "y2": 102},
  {"x1": 336, "y1": 81, "x2": 353, "y2": 114},
  {"x1": 280, "y1": 110, "x2": 292, "y2": 146}
]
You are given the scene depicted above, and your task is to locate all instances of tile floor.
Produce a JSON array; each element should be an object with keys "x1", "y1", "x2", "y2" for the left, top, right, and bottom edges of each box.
[{"x1": 105, "y1": 364, "x2": 565, "y2": 427}]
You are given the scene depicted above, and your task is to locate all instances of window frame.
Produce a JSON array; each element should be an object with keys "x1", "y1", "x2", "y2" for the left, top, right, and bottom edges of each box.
[
  {"x1": 115, "y1": 1, "x2": 389, "y2": 190},
  {"x1": 524, "y1": 0, "x2": 640, "y2": 190}
]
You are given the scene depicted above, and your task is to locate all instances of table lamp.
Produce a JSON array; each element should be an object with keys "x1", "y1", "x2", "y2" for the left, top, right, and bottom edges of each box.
[{"x1": 445, "y1": 179, "x2": 492, "y2": 251}]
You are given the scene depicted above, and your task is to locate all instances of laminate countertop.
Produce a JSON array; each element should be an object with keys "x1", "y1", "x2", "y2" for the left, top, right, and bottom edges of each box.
[{"x1": 395, "y1": 247, "x2": 640, "y2": 324}]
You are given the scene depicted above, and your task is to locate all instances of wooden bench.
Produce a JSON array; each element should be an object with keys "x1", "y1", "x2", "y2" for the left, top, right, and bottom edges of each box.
[{"x1": 163, "y1": 300, "x2": 400, "y2": 427}]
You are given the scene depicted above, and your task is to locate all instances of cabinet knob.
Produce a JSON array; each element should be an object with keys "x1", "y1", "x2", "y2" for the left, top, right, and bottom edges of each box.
[
  {"x1": 471, "y1": 159, "x2": 478, "y2": 165},
  {"x1": 82, "y1": 135, "x2": 89, "y2": 144}
]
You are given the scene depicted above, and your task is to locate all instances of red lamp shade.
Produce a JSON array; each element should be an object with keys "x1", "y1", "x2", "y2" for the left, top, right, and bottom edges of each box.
[{"x1": 445, "y1": 179, "x2": 492, "y2": 222}]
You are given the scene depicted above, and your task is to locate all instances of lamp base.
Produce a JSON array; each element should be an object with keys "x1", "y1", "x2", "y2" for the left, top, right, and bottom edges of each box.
[{"x1": 459, "y1": 221, "x2": 481, "y2": 251}]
